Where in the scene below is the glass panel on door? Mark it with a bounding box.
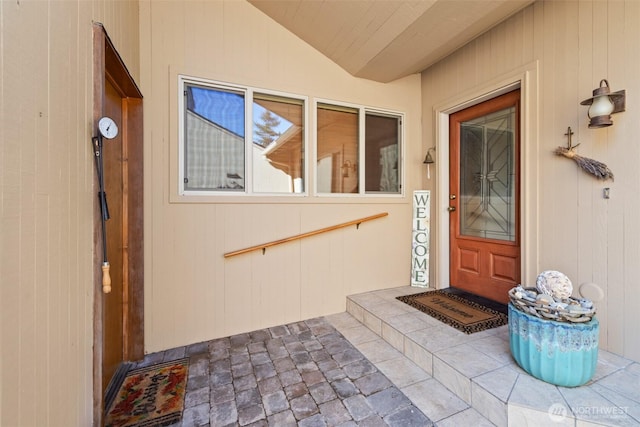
[459,107,516,242]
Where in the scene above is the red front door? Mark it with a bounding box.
[449,90,521,304]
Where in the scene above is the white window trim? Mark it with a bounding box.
[178,74,309,197]
[313,98,405,198]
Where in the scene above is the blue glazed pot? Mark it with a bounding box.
[508,303,599,387]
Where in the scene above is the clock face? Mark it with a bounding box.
[98,117,118,139]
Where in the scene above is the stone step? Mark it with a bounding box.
[341,286,639,427]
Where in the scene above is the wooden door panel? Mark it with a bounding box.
[491,252,519,282]
[452,236,520,303]
[93,24,144,424]
[102,80,125,391]
[458,247,480,274]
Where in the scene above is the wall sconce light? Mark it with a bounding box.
[423,147,435,179]
[342,160,357,178]
[580,79,626,128]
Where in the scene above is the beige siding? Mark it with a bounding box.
[139,0,423,352]
[8,2,639,425]
[0,1,140,426]
[422,0,640,362]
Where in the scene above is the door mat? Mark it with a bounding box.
[105,358,189,427]
[396,290,507,334]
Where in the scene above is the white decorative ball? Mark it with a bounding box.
[536,270,573,299]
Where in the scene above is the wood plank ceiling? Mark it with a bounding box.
[248,0,533,83]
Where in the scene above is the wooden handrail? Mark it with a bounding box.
[224,212,388,258]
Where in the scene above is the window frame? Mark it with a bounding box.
[178,75,309,197]
[313,98,405,198]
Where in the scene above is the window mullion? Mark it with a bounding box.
[358,107,366,195]
[245,89,253,194]
[399,117,404,192]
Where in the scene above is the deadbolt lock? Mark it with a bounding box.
[449,194,457,200]
[447,206,456,212]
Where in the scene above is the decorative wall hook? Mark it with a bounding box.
[554,126,614,181]
[563,127,579,150]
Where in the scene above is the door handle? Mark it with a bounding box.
[447,206,456,212]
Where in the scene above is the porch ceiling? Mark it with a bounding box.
[248,0,533,83]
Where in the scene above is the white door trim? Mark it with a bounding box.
[432,61,540,291]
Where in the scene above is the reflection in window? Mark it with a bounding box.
[316,104,359,194]
[252,94,305,193]
[181,79,306,195]
[180,77,403,197]
[184,85,245,191]
[316,103,402,195]
[365,113,400,193]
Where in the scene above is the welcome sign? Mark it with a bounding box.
[411,190,430,287]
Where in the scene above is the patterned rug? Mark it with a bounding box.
[397,290,507,334]
[105,358,189,427]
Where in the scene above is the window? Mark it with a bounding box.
[184,85,246,191]
[180,76,306,195]
[178,77,403,198]
[316,102,402,195]
[252,94,305,194]
[317,104,359,193]
[365,112,401,194]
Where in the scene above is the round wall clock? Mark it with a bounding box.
[98,116,118,139]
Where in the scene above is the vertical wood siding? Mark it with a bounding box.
[139,0,423,352]
[421,0,640,361]
[0,1,140,425]
[7,2,638,425]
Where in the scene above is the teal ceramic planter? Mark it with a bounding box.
[508,303,599,387]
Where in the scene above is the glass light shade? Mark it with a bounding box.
[587,94,614,118]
